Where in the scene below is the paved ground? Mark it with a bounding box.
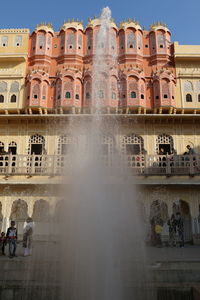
[0,242,199,262]
[146,244,200,263]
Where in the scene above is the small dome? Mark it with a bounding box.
[35,23,54,35]
[86,17,118,30]
[150,22,170,33]
[60,20,84,31]
[120,19,142,31]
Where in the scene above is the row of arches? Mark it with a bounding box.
[0,133,174,156]
[0,198,194,241]
[150,199,192,241]
[30,27,171,57]
[26,74,176,108]
[184,80,200,103]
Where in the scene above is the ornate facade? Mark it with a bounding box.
[0,19,200,243]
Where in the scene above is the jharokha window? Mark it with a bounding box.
[130,91,136,99]
[86,92,91,99]
[98,90,104,99]
[65,92,71,99]
[186,94,192,102]
[112,92,116,99]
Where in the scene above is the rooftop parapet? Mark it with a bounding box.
[60,20,84,31]
[150,22,170,33]
[119,19,142,31]
[0,28,29,34]
[34,23,54,35]
[174,41,200,60]
[86,16,118,30]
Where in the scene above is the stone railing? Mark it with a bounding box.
[0,154,199,176]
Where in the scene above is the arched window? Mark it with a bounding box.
[184,81,193,92]
[141,94,144,99]
[186,94,192,102]
[65,92,71,99]
[162,80,170,99]
[198,94,200,102]
[157,34,166,49]
[42,81,48,101]
[32,83,40,100]
[10,94,17,103]
[0,95,4,103]
[130,91,136,99]
[86,92,91,99]
[99,135,114,157]
[67,32,75,49]
[8,141,17,154]
[127,32,135,49]
[37,34,45,50]
[57,135,76,155]
[98,90,104,99]
[112,92,116,99]
[10,82,19,93]
[121,134,144,155]
[28,134,45,155]
[75,94,79,100]
[156,134,174,155]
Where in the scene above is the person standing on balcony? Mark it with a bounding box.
[23,217,34,256]
[176,212,184,248]
[6,221,17,258]
[159,148,166,167]
[167,214,177,247]
[186,145,195,155]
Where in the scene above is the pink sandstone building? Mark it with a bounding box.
[26,19,175,114]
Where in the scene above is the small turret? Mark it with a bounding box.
[149,22,171,59]
[31,23,54,57]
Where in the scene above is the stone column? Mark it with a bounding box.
[2,198,12,232]
[27,200,34,218]
[190,199,199,235]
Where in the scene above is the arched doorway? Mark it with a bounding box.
[173,200,192,242]
[150,200,168,245]
[32,200,50,237]
[150,200,168,223]
[10,199,28,235]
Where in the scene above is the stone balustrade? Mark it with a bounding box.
[0,153,199,176]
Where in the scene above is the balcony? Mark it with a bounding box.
[0,154,199,177]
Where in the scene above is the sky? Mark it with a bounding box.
[1,0,199,44]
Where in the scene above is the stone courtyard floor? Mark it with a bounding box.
[0,242,199,262]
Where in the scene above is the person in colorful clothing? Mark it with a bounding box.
[6,221,17,258]
[176,212,184,248]
[0,232,7,255]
